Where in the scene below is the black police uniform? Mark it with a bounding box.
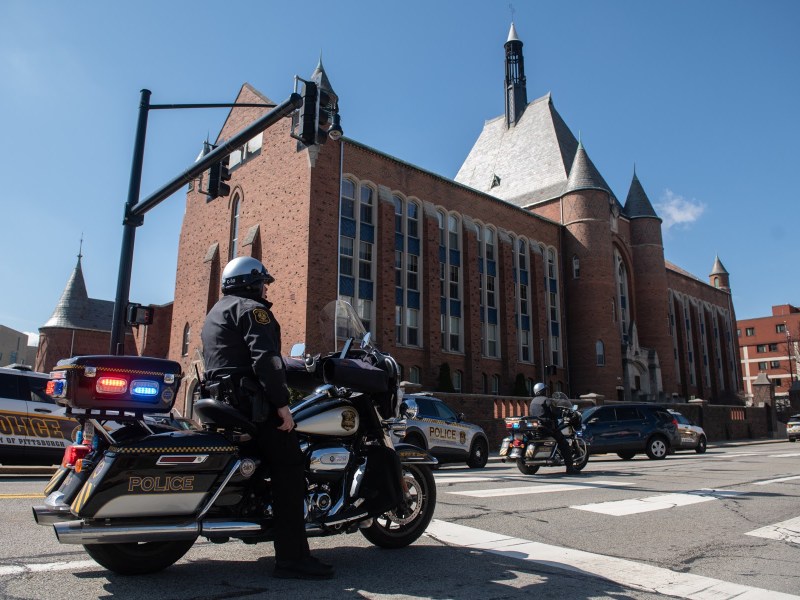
[201,293,310,564]
[528,395,575,471]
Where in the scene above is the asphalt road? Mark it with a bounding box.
[1,439,798,600]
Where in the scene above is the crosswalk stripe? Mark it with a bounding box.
[572,489,745,516]
[0,560,97,577]
[424,520,799,599]
[448,480,629,498]
[753,475,800,485]
[745,516,800,544]
[768,453,800,458]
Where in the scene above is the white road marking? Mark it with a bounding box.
[0,560,97,577]
[572,489,745,516]
[768,453,800,458]
[746,516,800,544]
[435,475,497,484]
[753,475,800,485]
[425,520,799,599]
[449,480,629,498]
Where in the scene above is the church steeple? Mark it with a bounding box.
[504,22,528,128]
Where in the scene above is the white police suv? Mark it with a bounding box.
[0,365,79,465]
[394,394,489,468]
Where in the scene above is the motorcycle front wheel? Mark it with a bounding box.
[83,538,197,575]
[571,438,590,472]
[361,464,436,549]
[516,458,540,475]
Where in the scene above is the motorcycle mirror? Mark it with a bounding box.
[361,332,372,349]
[289,343,306,358]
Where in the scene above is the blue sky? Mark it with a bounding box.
[1,0,798,343]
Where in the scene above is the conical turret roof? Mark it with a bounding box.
[507,22,520,43]
[565,141,611,195]
[624,171,660,219]
[710,255,729,276]
[41,256,114,331]
[311,57,336,98]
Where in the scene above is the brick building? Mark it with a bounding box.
[737,304,800,403]
[164,24,741,416]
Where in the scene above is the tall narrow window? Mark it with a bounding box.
[544,246,561,367]
[478,225,500,358]
[614,249,630,343]
[338,178,375,333]
[228,194,241,260]
[572,255,580,279]
[439,211,462,352]
[453,370,463,392]
[181,324,191,357]
[515,238,532,362]
[491,374,500,395]
[596,340,605,366]
[394,195,422,347]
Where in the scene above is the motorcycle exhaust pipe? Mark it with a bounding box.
[32,505,77,526]
[53,519,263,545]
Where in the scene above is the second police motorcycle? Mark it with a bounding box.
[499,392,589,475]
[32,300,437,574]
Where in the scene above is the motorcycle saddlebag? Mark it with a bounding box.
[70,430,237,519]
[49,355,183,413]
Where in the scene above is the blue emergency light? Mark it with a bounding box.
[131,380,160,397]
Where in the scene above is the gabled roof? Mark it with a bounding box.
[41,257,114,332]
[454,94,617,208]
[624,172,660,219]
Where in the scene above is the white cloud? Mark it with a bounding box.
[25,332,40,346]
[655,190,706,229]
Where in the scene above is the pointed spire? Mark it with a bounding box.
[565,141,610,195]
[507,22,520,43]
[710,254,728,275]
[311,55,335,98]
[42,254,90,329]
[624,170,659,219]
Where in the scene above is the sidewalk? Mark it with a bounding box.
[707,437,789,448]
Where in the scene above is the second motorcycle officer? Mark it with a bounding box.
[201,256,334,580]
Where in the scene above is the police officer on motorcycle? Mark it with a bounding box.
[528,383,579,474]
[201,256,334,579]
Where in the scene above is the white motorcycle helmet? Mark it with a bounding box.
[533,382,547,397]
[221,257,275,294]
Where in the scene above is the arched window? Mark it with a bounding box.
[596,340,605,366]
[515,238,532,362]
[482,373,488,394]
[181,324,191,357]
[394,195,422,347]
[338,178,375,332]
[453,369,463,393]
[478,225,499,358]
[572,255,580,279]
[409,366,420,384]
[491,374,500,395]
[614,249,630,343]
[228,194,241,260]
[713,276,720,288]
[545,247,562,366]
[439,210,462,353]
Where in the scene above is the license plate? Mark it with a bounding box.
[681,437,693,443]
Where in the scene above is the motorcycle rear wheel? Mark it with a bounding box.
[83,539,196,575]
[361,464,436,549]
[516,459,540,475]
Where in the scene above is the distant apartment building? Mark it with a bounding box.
[0,324,36,367]
[737,304,800,401]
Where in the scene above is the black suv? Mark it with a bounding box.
[577,403,680,460]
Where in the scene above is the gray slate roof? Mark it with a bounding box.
[624,172,660,219]
[710,255,729,275]
[565,141,611,195]
[455,94,617,208]
[41,258,114,332]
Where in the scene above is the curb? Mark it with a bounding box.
[0,466,58,476]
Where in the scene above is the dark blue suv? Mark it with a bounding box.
[577,403,680,460]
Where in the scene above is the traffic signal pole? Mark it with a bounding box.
[109,91,302,354]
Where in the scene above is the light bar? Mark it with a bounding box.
[96,377,127,394]
[131,380,160,397]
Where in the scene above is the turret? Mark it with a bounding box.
[710,255,730,292]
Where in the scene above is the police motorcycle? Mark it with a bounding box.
[498,393,589,475]
[32,300,437,575]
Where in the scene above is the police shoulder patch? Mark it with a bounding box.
[252,308,271,325]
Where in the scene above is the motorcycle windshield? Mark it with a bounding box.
[318,300,370,354]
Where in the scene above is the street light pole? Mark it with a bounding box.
[110,89,151,355]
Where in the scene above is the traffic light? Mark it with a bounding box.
[126,303,154,326]
[207,155,231,200]
[295,80,318,146]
